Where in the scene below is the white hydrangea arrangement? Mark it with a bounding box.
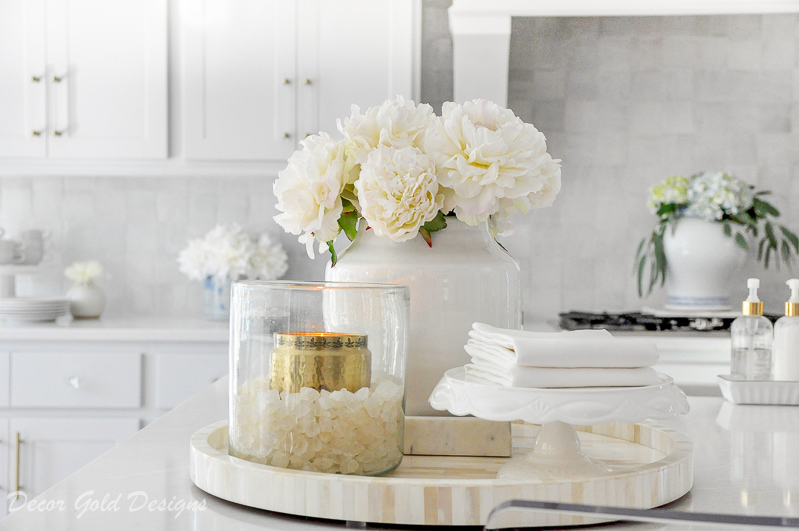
[637,171,798,296]
[64,260,103,284]
[177,224,289,282]
[273,97,561,262]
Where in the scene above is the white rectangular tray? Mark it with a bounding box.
[717,375,799,405]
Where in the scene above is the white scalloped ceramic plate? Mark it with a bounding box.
[429,367,690,425]
[717,375,799,405]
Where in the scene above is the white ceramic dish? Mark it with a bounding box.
[717,375,799,405]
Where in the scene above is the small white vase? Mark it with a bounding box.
[325,219,522,416]
[67,281,106,319]
[662,217,748,311]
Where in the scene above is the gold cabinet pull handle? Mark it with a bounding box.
[282,78,291,85]
[31,76,41,83]
[52,75,63,83]
[32,130,42,137]
[303,78,312,85]
[14,432,20,500]
[53,130,64,137]
[283,132,291,139]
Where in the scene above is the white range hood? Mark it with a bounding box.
[449,0,799,106]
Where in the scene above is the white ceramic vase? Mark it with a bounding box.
[325,219,522,416]
[662,217,748,311]
[67,281,106,319]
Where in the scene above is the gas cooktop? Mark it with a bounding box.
[558,311,779,332]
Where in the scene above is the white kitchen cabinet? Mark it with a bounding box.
[10,352,142,409]
[0,0,47,158]
[182,0,296,161]
[0,318,229,508]
[0,0,168,159]
[182,0,417,160]
[10,418,139,502]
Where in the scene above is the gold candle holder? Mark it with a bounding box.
[269,332,371,393]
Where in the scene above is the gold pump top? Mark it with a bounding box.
[742,301,763,316]
[786,302,799,317]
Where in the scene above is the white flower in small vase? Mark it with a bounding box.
[177,224,289,320]
[64,260,106,319]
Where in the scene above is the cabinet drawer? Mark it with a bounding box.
[11,352,142,408]
[156,353,227,409]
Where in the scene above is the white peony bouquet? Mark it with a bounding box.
[273,97,561,262]
[637,171,799,296]
[177,224,289,282]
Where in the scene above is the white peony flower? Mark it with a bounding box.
[273,133,352,258]
[64,260,103,284]
[355,146,444,242]
[338,96,434,165]
[248,233,289,280]
[425,99,561,230]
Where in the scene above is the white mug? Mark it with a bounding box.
[19,230,50,242]
[0,240,24,265]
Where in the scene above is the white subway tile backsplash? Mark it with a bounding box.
[726,40,762,71]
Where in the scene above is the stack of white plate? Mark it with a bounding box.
[0,298,70,322]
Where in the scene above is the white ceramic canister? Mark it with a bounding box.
[325,219,522,416]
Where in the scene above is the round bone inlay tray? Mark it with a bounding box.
[190,420,693,528]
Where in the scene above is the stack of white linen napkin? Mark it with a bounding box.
[464,322,661,388]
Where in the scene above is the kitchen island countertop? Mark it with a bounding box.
[1,377,797,530]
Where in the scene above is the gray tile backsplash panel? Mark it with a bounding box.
[2,8,798,319]
[0,176,327,318]
[421,7,799,319]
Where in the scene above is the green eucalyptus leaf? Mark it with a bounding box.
[637,255,646,297]
[766,222,778,249]
[758,238,766,261]
[723,223,732,237]
[780,226,799,253]
[765,245,772,269]
[734,232,748,250]
[635,238,646,261]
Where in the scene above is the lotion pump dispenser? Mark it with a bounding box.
[773,279,799,380]
[730,278,773,380]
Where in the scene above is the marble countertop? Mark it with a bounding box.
[0,316,229,342]
[1,378,797,530]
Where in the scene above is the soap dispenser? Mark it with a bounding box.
[773,279,799,381]
[730,278,773,380]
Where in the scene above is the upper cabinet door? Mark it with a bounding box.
[296,0,416,139]
[0,0,47,158]
[46,0,168,159]
[182,0,296,161]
